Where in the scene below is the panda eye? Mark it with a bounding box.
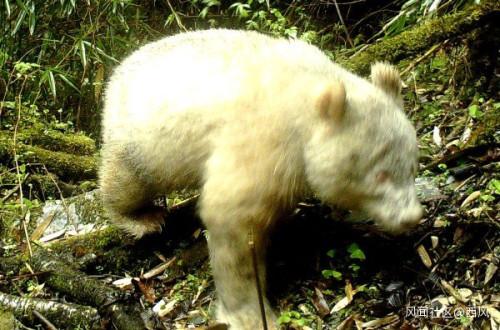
[376,170,391,183]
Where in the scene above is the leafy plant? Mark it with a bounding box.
[347,243,366,261]
[277,310,312,327]
[322,269,342,280]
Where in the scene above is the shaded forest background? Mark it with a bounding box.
[0,0,487,134]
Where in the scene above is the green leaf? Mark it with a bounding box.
[437,163,447,171]
[229,3,250,18]
[94,46,119,63]
[4,0,10,17]
[321,269,342,280]
[277,314,291,324]
[468,104,483,118]
[29,13,35,35]
[57,73,80,93]
[326,249,336,258]
[79,40,87,68]
[347,243,366,260]
[480,194,494,202]
[48,70,57,99]
[488,179,500,195]
[349,264,361,272]
[12,9,26,36]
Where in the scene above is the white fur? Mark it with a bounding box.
[100,29,422,329]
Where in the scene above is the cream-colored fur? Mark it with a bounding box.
[99,29,422,329]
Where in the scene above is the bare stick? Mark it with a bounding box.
[13,84,32,258]
[142,256,177,280]
[32,311,57,330]
[42,165,78,232]
[401,41,448,76]
[249,232,268,330]
[333,0,354,48]
[0,291,99,329]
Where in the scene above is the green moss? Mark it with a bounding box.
[49,226,127,255]
[16,125,96,156]
[0,310,15,330]
[340,0,499,74]
[0,132,97,181]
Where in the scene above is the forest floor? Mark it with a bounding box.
[0,25,499,330]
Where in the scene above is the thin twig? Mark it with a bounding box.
[249,231,268,330]
[33,310,58,330]
[333,0,354,48]
[142,256,177,280]
[169,194,200,212]
[13,79,32,258]
[165,0,187,31]
[11,271,51,281]
[42,165,78,233]
[22,212,33,257]
[1,173,28,202]
[422,143,499,171]
[401,40,448,76]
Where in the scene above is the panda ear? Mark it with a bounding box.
[371,62,402,101]
[317,81,346,123]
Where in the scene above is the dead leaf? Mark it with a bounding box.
[457,288,473,302]
[192,279,208,305]
[193,228,202,239]
[331,286,363,313]
[336,314,356,330]
[433,126,442,147]
[153,298,178,317]
[417,245,433,268]
[431,236,439,249]
[433,218,448,228]
[485,305,500,324]
[460,125,472,145]
[345,281,354,302]
[31,211,56,241]
[142,256,177,280]
[134,278,156,303]
[361,314,399,328]
[313,287,330,318]
[112,277,134,290]
[485,263,498,285]
[460,190,481,208]
[94,64,105,100]
[39,229,66,243]
[440,279,466,303]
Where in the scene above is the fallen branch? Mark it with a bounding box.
[0,132,97,181]
[0,247,150,330]
[0,291,100,329]
[422,143,499,171]
[14,126,96,156]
